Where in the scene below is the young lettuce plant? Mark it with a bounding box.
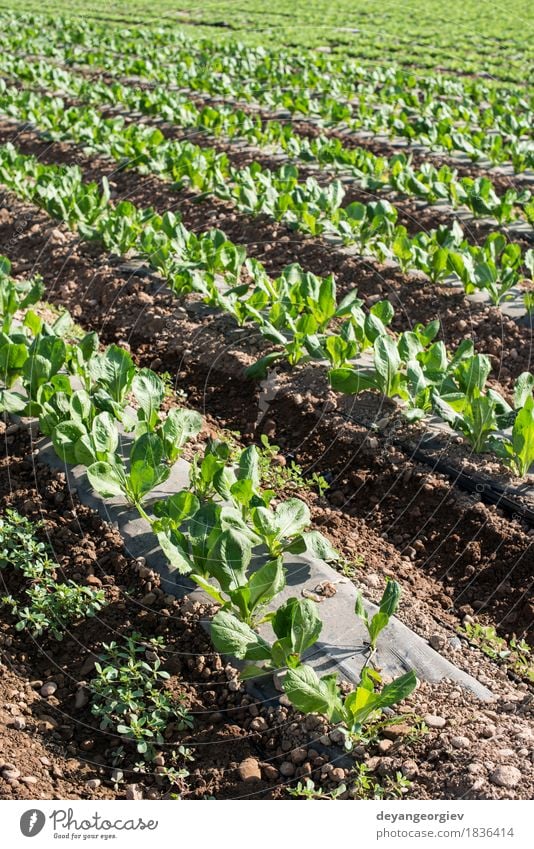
[210,595,323,679]
[489,373,534,476]
[354,579,401,653]
[0,255,44,334]
[88,343,136,424]
[433,352,511,452]
[87,432,170,515]
[189,444,337,560]
[282,664,417,742]
[492,397,534,476]
[190,528,287,627]
[131,367,202,459]
[281,578,416,743]
[249,498,338,561]
[329,334,406,401]
[153,487,337,600]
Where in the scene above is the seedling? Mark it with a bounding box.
[287,779,347,800]
[354,578,401,652]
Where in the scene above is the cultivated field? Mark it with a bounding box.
[0,1,532,803]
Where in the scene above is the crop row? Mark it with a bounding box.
[1,11,532,169]
[2,55,532,228]
[1,144,534,474]
[0,255,417,749]
[0,84,532,311]
[2,9,525,109]
[0,1,529,83]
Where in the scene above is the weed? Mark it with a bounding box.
[287,778,347,799]
[350,763,412,799]
[258,434,329,496]
[0,509,105,639]
[461,621,534,682]
[89,633,192,759]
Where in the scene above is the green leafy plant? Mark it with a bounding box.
[490,381,534,476]
[461,621,533,682]
[4,582,105,641]
[210,596,323,677]
[349,763,412,799]
[354,579,401,651]
[89,633,192,758]
[0,509,105,639]
[287,778,347,799]
[0,255,44,334]
[282,664,417,740]
[258,435,329,496]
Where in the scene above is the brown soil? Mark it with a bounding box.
[1,402,533,801]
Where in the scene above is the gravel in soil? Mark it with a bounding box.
[1,423,533,800]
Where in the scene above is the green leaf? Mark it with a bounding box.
[283,664,340,717]
[87,460,126,498]
[52,419,86,465]
[329,367,378,395]
[0,389,27,413]
[511,397,534,476]
[348,670,417,728]
[374,335,401,394]
[274,498,310,538]
[298,530,338,562]
[251,506,279,538]
[239,664,270,681]
[132,368,164,427]
[129,432,169,500]
[514,372,534,409]
[354,591,368,623]
[155,490,200,525]
[237,445,261,490]
[379,579,400,618]
[207,528,251,593]
[272,597,322,656]
[210,610,271,661]
[186,501,220,568]
[160,407,202,460]
[156,528,194,575]
[248,558,286,611]
[368,612,390,648]
[90,344,134,403]
[92,411,118,455]
[79,331,99,362]
[245,352,283,380]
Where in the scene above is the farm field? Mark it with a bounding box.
[0,0,533,807]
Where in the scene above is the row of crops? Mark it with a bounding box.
[1,0,531,82]
[0,60,532,225]
[0,255,417,744]
[0,11,532,472]
[0,13,532,168]
[0,5,532,802]
[0,141,533,468]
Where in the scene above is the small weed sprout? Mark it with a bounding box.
[89,633,192,759]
